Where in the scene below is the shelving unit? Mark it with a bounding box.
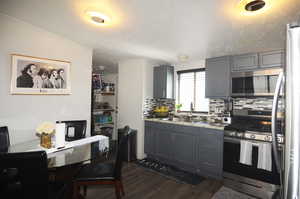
[91,72,118,140]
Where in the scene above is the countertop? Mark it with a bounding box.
[144,118,225,130]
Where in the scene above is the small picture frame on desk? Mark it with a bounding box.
[10,54,71,95]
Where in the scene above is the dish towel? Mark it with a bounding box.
[239,140,253,165]
[257,142,272,171]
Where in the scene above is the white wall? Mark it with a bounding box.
[118,59,153,159]
[0,14,93,144]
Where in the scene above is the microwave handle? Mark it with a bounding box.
[271,72,284,173]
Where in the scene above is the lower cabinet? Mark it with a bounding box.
[144,121,224,180]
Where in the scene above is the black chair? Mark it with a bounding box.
[58,120,87,141]
[0,126,19,186]
[0,151,67,199]
[0,126,10,152]
[73,126,132,199]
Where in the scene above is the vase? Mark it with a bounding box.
[40,133,52,149]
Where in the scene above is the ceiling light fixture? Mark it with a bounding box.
[244,0,265,11]
[86,11,111,26]
[238,0,269,16]
[178,55,189,62]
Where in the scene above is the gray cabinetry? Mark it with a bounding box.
[205,56,231,98]
[153,65,174,99]
[232,53,259,71]
[232,50,284,72]
[259,50,284,68]
[155,127,172,163]
[144,121,223,180]
[171,130,198,172]
[144,123,156,156]
[196,128,223,179]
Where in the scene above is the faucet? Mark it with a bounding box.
[190,102,194,114]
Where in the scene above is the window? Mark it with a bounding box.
[177,69,209,112]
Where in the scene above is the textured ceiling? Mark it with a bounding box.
[0,0,300,73]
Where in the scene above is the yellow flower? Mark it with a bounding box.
[36,122,55,135]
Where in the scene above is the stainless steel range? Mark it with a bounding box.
[224,114,284,144]
[223,110,284,199]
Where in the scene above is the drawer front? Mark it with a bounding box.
[172,124,200,135]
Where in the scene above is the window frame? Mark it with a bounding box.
[177,68,208,114]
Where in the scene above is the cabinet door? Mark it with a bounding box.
[165,66,174,99]
[154,127,172,163]
[232,53,259,71]
[171,131,197,172]
[205,56,231,98]
[144,124,156,156]
[153,66,166,98]
[259,50,284,68]
[153,66,174,99]
[196,128,223,179]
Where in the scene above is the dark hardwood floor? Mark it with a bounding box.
[85,163,223,199]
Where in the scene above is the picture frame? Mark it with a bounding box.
[10,54,71,95]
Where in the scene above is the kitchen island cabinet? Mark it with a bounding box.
[144,120,223,180]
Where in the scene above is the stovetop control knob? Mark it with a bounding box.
[250,134,256,139]
[237,133,243,137]
[264,136,272,142]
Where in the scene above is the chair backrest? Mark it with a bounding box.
[0,151,49,199]
[58,120,87,141]
[113,125,132,180]
[0,126,10,152]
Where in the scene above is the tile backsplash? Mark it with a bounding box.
[233,97,284,113]
[143,98,175,118]
[143,97,282,119]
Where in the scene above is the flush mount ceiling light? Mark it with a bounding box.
[86,11,111,26]
[178,55,189,62]
[238,0,269,16]
[244,0,265,11]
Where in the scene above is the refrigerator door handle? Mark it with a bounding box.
[271,72,284,173]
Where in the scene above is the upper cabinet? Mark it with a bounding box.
[153,65,174,99]
[205,56,231,98]
[259,50,284,68]
[232,53,259,72]
[232,50,284,72]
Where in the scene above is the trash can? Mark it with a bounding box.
[118,128,137,162]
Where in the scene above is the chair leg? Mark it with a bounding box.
[73,182,78,199]
[83,185,87,196]
[114,182,121,199]
[119,180,125,196]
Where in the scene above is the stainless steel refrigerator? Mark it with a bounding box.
[283,23,300,199]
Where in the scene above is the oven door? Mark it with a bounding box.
[223,137,281,185]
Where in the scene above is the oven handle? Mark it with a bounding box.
[271,72,284,173]
[224,136,241,143]
[224,136,284,150]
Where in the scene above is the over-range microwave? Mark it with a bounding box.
[231,68,282,96]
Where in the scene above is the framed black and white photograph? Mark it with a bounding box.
[10,54,71,95]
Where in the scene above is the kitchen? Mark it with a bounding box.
[1,0,300,199]
[142,49,285,198]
